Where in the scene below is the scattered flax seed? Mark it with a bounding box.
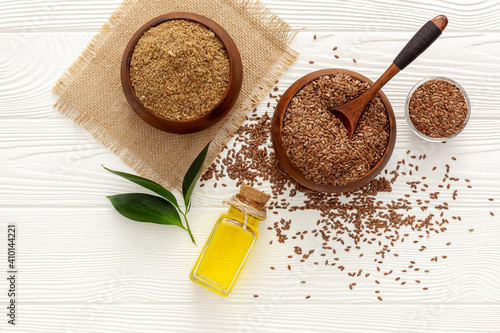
[270,266,275,270]
[130,20,230,120]
[333,46,338,51]
[309,60,315,64]
[451,156,457,161]
[305,295,311,299]
[489,198,494,201]
[301,281,306,284]
[287,265,291,270]
[469,229,474,232]
[200,100,473,302]
[377,296,383,301]
[490,212,495,216]
[446,242,451,246]
[334,55,339,59]
[314,34,317,40]
[253,294,259,298]
[353,58,357,63]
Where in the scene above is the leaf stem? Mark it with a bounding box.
[181,211,197,245]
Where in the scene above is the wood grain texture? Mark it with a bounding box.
[2,0,500,32]
[1,0,500,331]
[2,32,500,120]
[2,304,499,332]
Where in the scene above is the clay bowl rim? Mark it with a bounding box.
[121,12,243,134]
[271,68,397,193]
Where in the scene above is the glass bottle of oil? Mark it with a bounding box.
[190,184,270,297]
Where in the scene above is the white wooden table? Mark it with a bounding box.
[1,0,500,331]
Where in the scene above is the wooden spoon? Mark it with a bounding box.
[331,15,448,139]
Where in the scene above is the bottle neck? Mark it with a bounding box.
[228,206,263,228]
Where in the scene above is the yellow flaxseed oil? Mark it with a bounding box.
[190,185,270,297]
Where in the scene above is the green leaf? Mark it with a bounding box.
[103,166,179,209]
[182,141,210,212]
[107,193,184,229]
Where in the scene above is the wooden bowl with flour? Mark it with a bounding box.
[121,12,243,134]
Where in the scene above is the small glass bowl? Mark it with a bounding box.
[405,77,471,142]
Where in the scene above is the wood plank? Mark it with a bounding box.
[5,304,500,332]
[1,0,500,32]
[3,208,499,304]
[1,117,500,207]
[1,32,499,120]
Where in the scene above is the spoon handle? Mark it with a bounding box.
[393,15,448,70]
[364,15,449,100]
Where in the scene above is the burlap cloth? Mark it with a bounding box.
[53,0,297,189]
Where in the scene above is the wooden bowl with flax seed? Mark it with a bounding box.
[121,12,243,134]
[271,68,397,193]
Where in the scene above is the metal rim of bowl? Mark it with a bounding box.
[121,12,243,134]
[271,68,397,193]
[405,76,471,143]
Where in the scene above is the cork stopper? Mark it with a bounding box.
[239,184,271,207]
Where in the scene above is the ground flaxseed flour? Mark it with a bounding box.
[53,0,298,189]
[130,19,231,120]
